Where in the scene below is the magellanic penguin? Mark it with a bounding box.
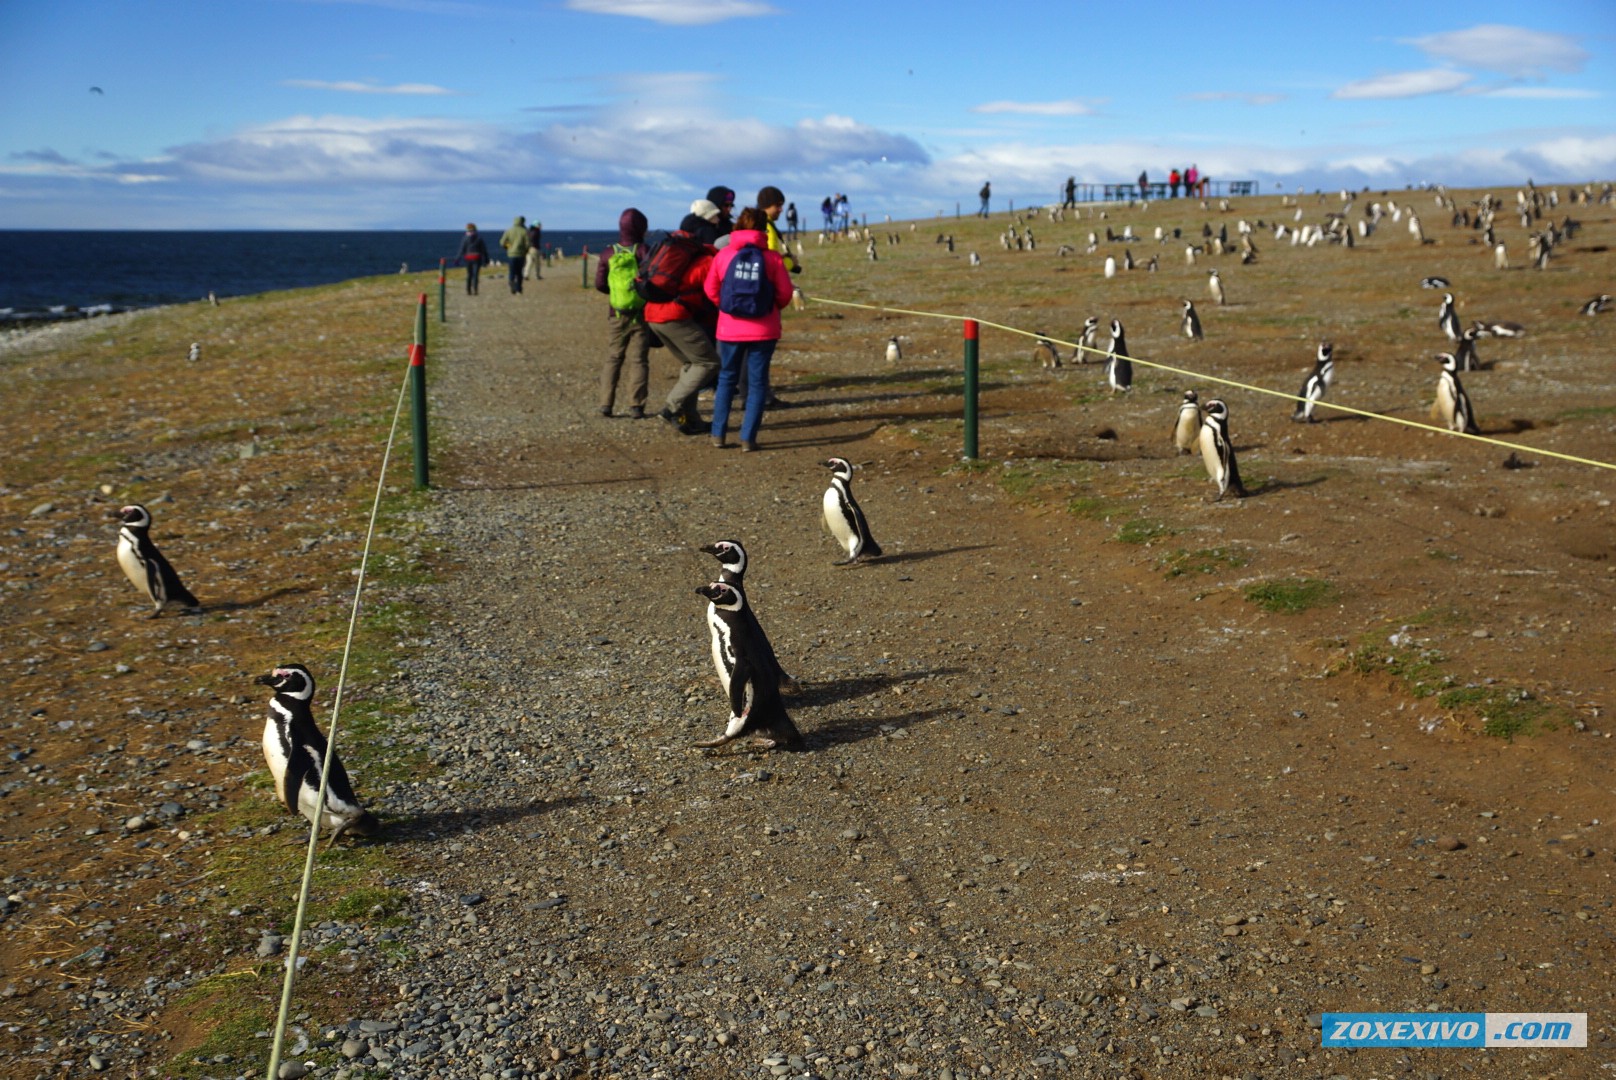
[1291,341,1335,423]
[1420,276,1450,290]
[1033,335,1062,368]
[1431,353,1480,435]
[1077,316,1100,362]
[1438,292,1461,342]
[699,539,799,695]
[1472,318,1525,339]
[253,664,380,848]
[1208,268,1226,306]
[1105,319,1133,392]
[1454,326,1482,372]
[1181,299,1203,341]
[1198,398,1247,500]
[115,504,203,618]
[1580,294,1611,316]
[885,336,902,363]
[693,582,804,752]
[1173,389,1202,454]
[822,457,883,564]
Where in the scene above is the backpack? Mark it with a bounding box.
[718,245,771,318]
[606,244,644,311]
[633,231,705,304]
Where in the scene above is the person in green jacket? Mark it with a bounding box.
[500,215,531,294]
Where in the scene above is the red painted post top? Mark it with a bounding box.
[963,319,979,340]
[408,343,425,367]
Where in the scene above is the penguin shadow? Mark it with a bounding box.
[440,474,654,494]
[207,586,313,613]
[1486,418,1537,436]
[1247,475,1327,498]
[865,543,991,566]
[383,795,592,842]
[810,704,956,748]
[794,367,958,391]
[792,666,963,709]
[755,426,883,450]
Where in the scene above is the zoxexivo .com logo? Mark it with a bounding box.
[1323,1013,1587,1048]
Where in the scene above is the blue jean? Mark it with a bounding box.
[711,339,776,444]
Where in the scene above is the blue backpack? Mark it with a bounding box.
[718,245,771,317]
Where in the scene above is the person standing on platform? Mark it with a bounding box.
[594,207,652,418]
[456,223,488,295]
[500,215,531,294]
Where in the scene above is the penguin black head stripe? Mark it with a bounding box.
[699,540,748,582]
[696,581,742,609]
[823,456,853,480]
[119,504,153,529]
[255,663,315,700]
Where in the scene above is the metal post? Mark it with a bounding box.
[437,259,446,323]
[581,246,589,288]
[963,319,979,460]
[410,294,429,489]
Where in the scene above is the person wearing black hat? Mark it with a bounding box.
[706,186,736,236]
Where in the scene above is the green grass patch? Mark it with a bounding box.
[1163,546,1249,578]
[1066,495,1113,520]
[1437,686,1557,739]
[329,885,411,924]
[1243,577,1337,613]
[1115,519,1175,545]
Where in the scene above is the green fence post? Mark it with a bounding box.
[410,294,429,489]
[581,246,589,288]
[437,259,446,323]
[963,319,979,460]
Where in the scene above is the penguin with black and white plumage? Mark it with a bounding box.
[699,539,799,695]
[1291,341,1335,423]
[968,251,981,267]
[187,342,201,363]
[1582,294,1612,316]
[885,336,902,363]
[1432,352,1480,435]
[822,457,883,565]
[1198,398,1247,500]
[1181,299,1203,341]
[693,582,804,752]
[1421,276,1450,289]
[1208,268,1226,306]
[1077,316,1100,361]
[115,504,203,618]
[1033,335,1062,368]
[1438,292,1461,342]
[1472,318,1525,339]
[253,664,380,848]
[1104,318,1132,392]
[1172,389,1202,454]
[1454,325,1482,371]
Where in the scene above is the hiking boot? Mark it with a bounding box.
[658,407,683,431]
[629,405,646,419]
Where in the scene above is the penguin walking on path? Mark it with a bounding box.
[115,504,202,618]
[1198,399,1247,500]
[1291,341,1335,423]
[1432,353,1481,435]
[693,582,804,752]
[1173,389,1202,454]
[254,664,380,848]
[700,539,799,695]
[1181,299,1203,341]
[822,457,883,564]
[1105,318,1133,392]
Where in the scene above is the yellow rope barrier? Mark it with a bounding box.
[799,292,1616,473]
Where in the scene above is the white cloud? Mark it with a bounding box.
[1482,86,1599,100]
[972,100,1098,117]
[1408,24,1589,78]
[1333,69,1472,100]
[565,0,775,25]
[1182,91,1286,106]
[282,79,456,95]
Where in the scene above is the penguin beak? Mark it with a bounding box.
[253,673,277,687]
[697,543,720,555]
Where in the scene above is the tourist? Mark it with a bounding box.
[594,208,652,419]
[704,207,795,452]
[500,215,530,294]
[455,223,488,295]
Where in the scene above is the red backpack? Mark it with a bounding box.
[633,231,707,304]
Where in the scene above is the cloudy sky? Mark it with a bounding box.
[0,0,1609,230]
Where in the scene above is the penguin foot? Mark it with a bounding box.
[779,675,802,696]
[693,735,736,750]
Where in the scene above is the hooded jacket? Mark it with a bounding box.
[501,216,530,259]
[702,228,794,342]
[643,215,719,328]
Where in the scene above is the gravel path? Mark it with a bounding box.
[319,277,1605,1080]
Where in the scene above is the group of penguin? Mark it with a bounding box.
[107,453,887,848]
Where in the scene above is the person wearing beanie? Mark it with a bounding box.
[500,215,531,294]
[594,207,652,418]
[703,206,795,452]
[684,199,723,246]
[705,185,736,236]
[648,204,723,435]
[755,186,799,274]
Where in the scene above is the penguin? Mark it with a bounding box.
[253,664,380,847]
[1420,276,1450,289]
[1077,316,1100,361]
[1208,268,1226,306]
[1172,389,1202,454]
[1291,341,1334,423]
[115,504,202,618]
[1181,299,1203,341]
[1493,243,1508,270]
[822,457,882,564]
[968,251,981,266]
[693,582,803,751]
[1184,245,1197,266]
[1454,325,1482,371]
[1103,256,1116,279]
[1438,292,1461,342]
[1033,335,1062,368]
[187,342,201,363]
[699,539,799,695]
[1472,319,1525,339]
[1432,352,1480,435]
[1105,318,1132,392]
[885,336,902,363]
[1197,398,1247,500]
[1582,294,1612,316]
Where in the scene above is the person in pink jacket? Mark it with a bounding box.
[702,207,795,451]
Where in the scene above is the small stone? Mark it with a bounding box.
[124,815,149,832]
[277,1064,310,1079]
[843,1044,863,1059]
[1434,835,1464,851]
[87,1054,108,1071]
[342,1039,368,1059]
[29,502,54,518]
[1420,963,1439,975]
[86,642,110,653]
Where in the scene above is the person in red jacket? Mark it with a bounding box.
[648,203,723,434]
[702,207,795,451]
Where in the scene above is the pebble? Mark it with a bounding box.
[1434,835,1464,851]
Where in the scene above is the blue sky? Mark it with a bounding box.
[0,0,1610,230]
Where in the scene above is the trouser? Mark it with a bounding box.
[650,319,720,418]
[508,256,525,293]
[711,339,776,445]
[465,261,481,294]
[600,312,651,412]
[525,250,542,280]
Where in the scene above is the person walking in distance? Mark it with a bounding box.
[978,180,991,217]
[704,207,795,452]
[595,207,652,418]
[455,222,488,295]
[500,215,531,294]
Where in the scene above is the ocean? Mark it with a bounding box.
[0,229,619,324]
